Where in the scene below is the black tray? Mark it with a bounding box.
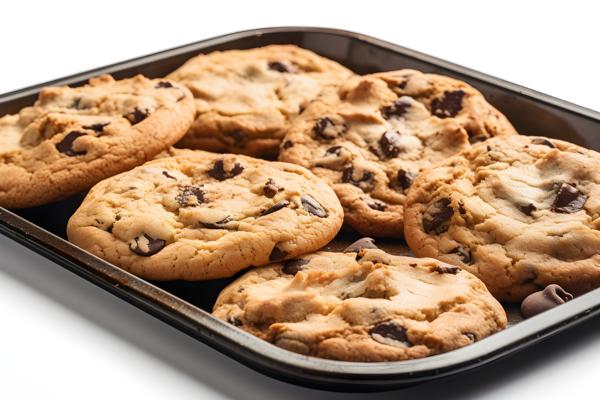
[1,27,600,392]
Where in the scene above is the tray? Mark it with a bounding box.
[1,27,600,392]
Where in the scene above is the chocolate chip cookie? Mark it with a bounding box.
[404,135,600,301]
[166,45,353,158]
[213,239,506,362]
[67,151,343,280]
[278,70,517,237]
[0,75,195,209]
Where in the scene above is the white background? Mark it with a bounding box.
[1,1,599,398]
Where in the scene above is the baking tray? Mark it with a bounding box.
[1,27,600,392]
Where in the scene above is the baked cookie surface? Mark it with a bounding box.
[404,135,600,301]
[213,242,506,362]
[67,151,343,280]
[0,75,195,209]
[167,45,353,158]
[278,70,517,237]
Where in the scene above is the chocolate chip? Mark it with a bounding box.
[521,284,573,318]
[227,316,243,327]
[300,194,328,218]
[423,198,453,234]
[129,234,165,256]
[155,81,174,89]
[208,159,244,181]
[70,97,84,109]
[202,216,232,229]
[552,183,586,213]
[282,140,294,149]
[519,203,537,216]
[343,237,378,253]
[396,169,416,191]
[464,332,477,342]
[263,178,283,198]
[282,259,309,275]
[268,61,294,73]
[56,131,87,156]
[370,321,412,347]
[342,167,375,191]
[326,145,342,155]
[379,130,406,159]
[381,98,411,119]
[225,130,245,147]
[450,246,471,264]
[261,200,289,216]
[532,138,556,148]
[366,199,387,211]
[175,185,204,207]
[125,107,149,125]
[431,90,465,118]
[269,245,288,262]
[83,122,110,133]
[433,264,460,274]
[313,117,346,140]
[162,171,177,180]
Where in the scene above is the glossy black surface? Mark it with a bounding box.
[1,27,600,391]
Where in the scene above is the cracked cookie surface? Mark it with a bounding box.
[213,245,506,362]
[0,75,195,208]
[67,151,343,280]
[167,45,353,158]
[404,135,600,301]
[278,70,517,237]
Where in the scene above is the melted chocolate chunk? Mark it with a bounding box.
[83,122,110,133]
[531,138,556,148]
[268,61,294,73]
[450,246,471,264]
[300,195,328,218]
[70,97,84,109]
[155,81,174,89]
[227,316,243,327]
[208,159,244,181]
[366,199,387,211]
[56,131,87,156]
[433,264,460,274]
[342,167,375,191]
[519,203,537,216]
[423,198,453,234]
[162,171,177,180]
[431,90,465,118]
[202,216,232,229]
[370,321,412,347]
[521,284,573,318]
[313,117,345,140]
[261,200,290,216]
[381,98,411,119]
[282,259,309,275]
[379,130,405,158]
[552,183,586,213]
[282,140,294,149]
[269,245,288,262]
[129,234,165,256]
[343,237,378,253]
[125,107,149,125]
[396,169,416,191]
[175,185,205,207]
[263,178,283,198]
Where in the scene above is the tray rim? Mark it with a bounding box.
[1,26,600,390]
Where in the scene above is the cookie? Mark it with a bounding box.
[0,75,195,209]
[166,45,353,158]
[66,151,343,280]
[404,135,600,301]
[213,239,506,362]
[278,70,517,237]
